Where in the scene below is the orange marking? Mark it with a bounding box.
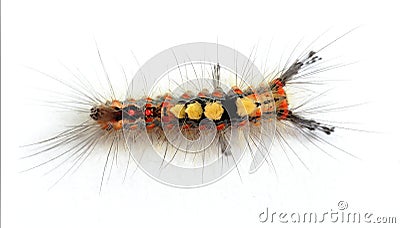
[146,123,155,129]
[278,99,289,120]
[113,120,123,130]
[277,87,285,96]
[246,93,257,100]
[111,100,122,108]
[212,90,223,98]
[251,108,261,118]
[238,120,247,127]
[216,123,225,131]
[181,93,190,99]
[197,92,206,98]
[272,79,283,87]
[279,100,288,109]
[232,86,243,95]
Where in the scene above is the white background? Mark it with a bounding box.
[2,0,400,227]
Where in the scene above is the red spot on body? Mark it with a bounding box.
[128,110,135,116]
[145,109,152,116]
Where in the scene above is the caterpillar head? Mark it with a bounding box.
[90,100,123,131]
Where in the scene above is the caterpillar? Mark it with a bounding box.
[23,31,358,189]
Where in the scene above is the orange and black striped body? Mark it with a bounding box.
[89,53,334,136]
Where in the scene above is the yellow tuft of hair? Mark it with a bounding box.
[170,104,186,119]
[204,102,224,120]
[185,102,203,120]
[236,97,257,117]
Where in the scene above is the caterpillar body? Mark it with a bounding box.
[24,34,356,189]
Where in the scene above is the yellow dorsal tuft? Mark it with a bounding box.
[204,102,224,120]
[185,102,203,120]
[236,97,257,117]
